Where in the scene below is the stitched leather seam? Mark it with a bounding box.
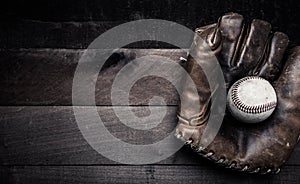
[175,134,281,174]
[190,144,280,174]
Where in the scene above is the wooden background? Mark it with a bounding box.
[1,0,300,183]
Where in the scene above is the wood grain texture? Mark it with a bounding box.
[2,0,298,22]
[1,0,299,48]
[1,165,300,184]
[0,20,177,49]
[1,1,300,183]
[0,49,187,106]
[0,106,299,166]
[0,106,197,165]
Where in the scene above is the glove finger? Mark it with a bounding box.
[176,26,222,146]
[273,46,300,122]
[260,47,300,168]
[234,19,272,77]
[179,55,211,123]
[217,12,244,67]
[195,23,221,52]
[252,32,289,81]
[179,26,220,125]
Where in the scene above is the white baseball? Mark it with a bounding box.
[227,76,277,123]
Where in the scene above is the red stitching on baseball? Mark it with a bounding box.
[231,76,277,114]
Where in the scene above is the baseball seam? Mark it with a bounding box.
[231,76,277,114]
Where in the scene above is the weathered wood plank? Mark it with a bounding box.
[0,20,176,49]
[1,0,298,26]
[0,106,299,165]
[0,106,199,165]
[1,165,300,184]
[1,0,299,48]
[2,0,191,22]
[0,49,187,105]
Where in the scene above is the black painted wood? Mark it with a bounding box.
[0,49,186,106]
[1,165,300,184]
[0,106,299,166]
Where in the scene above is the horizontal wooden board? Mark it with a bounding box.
[0,20,179,49]
[0,106,299,166]
[0,49,187,106]
[2,0,194,22]
[1,165,300,184]
[0,106,203,165]
[0,20,299,49]
[1,0,299,48]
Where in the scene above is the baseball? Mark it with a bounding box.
[227,76,277,123]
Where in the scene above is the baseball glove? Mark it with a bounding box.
[175,12,300,174]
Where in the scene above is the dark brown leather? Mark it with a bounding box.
[175,12,300,174]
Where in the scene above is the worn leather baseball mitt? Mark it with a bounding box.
[175,12,300,174]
